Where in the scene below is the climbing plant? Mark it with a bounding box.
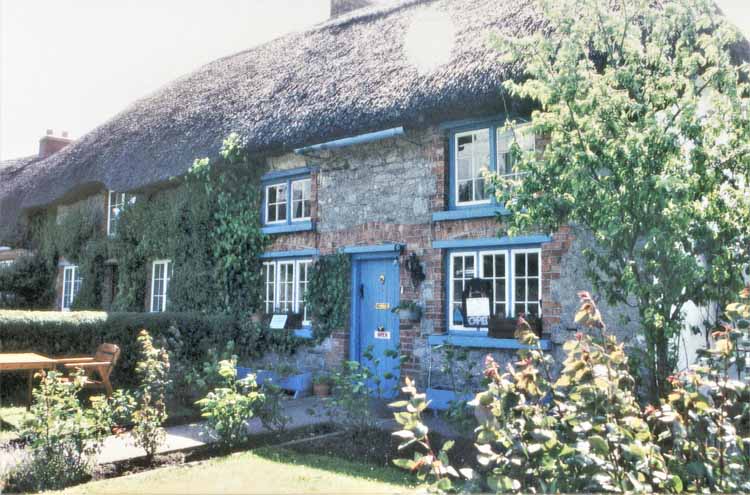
[307,253,351,343]
[111,133,269,315]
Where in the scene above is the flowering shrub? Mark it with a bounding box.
[392,289,750,493]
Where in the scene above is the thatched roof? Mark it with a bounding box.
[2,0,540,217]
[0,155,44,244]
[1,0,747,244]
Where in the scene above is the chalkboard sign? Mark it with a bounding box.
[461,278,494,328]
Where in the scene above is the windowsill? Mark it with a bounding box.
[261,220,314,235]
[432,205,509,222]
[428,333,550,350]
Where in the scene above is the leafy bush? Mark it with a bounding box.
[131,330,170,463]
[649,291,750,492]
[392,290,750,493]
[0,310,240,390]
[0,254,55,309]
[196,360,267,447]
[5,371,113,492]
[328,361,379,433]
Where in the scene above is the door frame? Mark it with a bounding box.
[349,251,401,363]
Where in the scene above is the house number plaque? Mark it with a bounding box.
[375,303,390,310]
[374,327,390,339]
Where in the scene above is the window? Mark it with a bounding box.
[265,183,287,224]
[455,129,491,205]
[291,179,311,221]
[150,260,171,313]
[262,258,312,326]
[61,265,82,311]
[0,260,12,269]
[107,191,136,236]
[448,248,541,331]
[263,175,312,225]
[451,123,535,208]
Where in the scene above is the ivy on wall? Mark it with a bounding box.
[111,134,269,315]
[307,253,351,343]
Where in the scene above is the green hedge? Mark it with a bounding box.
[0,311,253,391]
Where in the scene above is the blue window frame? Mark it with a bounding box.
[447,121,535,211]
[445,244,542,334]
[260,167,315,234]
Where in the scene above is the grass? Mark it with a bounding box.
[54,447,420,494]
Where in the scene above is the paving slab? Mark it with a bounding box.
[98,396,331,464]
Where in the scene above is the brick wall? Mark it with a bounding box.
[262,127,574,380]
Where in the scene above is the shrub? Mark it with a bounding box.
[0,310,239,391]
[0,254,55,309]
[649,291,750,492]
[131,330,170,463]
[196,360,267,447]
[328,360,378,432]
[5,371,113,492]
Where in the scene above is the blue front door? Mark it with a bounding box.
[353,255,400,398]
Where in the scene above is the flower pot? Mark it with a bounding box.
[397,309,421,322]
[313,383,330,397]
[277,371,313,398]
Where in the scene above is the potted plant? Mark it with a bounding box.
[312,374,332,397]
[392,301,422,322]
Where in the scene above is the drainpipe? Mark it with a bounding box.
[293,127,405,154]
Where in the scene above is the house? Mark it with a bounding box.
[0,0,727,391]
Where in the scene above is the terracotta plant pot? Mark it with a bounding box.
[313,383,330,397]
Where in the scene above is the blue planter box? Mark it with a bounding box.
[235,367,311,398]
[426,387,473,411]
[278,371,313,398]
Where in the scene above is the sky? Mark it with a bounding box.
[1,0,749,161]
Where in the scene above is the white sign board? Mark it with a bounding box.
[466,297,491,318]
[374,330,391,340]
[269,314,288,330]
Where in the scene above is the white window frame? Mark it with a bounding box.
[262,258,313,327]
[263,261,276,314]
[454,129,492,207]
[452,123,535,208]
[150,260,171,313]
[291,178,312,222]
[0,260,12,269]
[511,248,542,318]
[264,183,288,225]
[448,252,478,331]
[107,191,136,237]
[448,247,542,333]
[479,249,508,319]
[496,125,535,183]
[61,265,82,312]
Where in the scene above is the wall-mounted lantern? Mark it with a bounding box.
[405,252,425,288]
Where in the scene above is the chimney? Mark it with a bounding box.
[330,0,381,18]
[39,130,73,159]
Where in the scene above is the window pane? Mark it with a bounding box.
[475,177,487,201]
[494,280,505,302]
[528,252,539,276]
[458,181,472,203]
[278,203,287,221]
[457,158,472,181]
[464,256,475,277]
[515,280,525,301]
[515,253,526,276]
[527,303,540,315]
[482,255,493,278]
[528,278,539,301]
[515,303,525,315]
[495,255,505,277]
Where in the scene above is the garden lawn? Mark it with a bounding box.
[56,447,421,494]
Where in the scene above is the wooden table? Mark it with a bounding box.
[0,353,57,407]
